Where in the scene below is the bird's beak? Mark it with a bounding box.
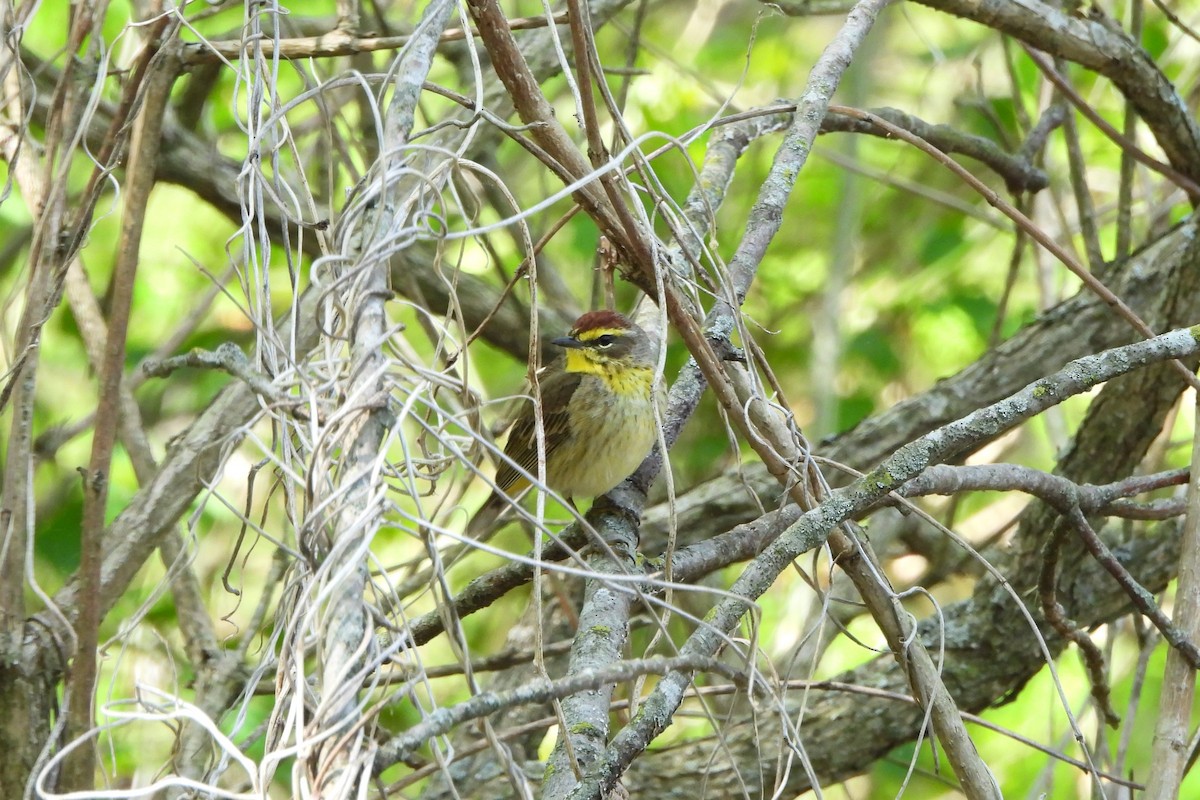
[551,335,586,349]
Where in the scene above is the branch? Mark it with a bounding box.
[625,256,1200,795]
[465,0,653,287]
[1145,399,1200,797]
[19,49,574,365]
[822,105,1049,193]
[400,30,1200,693]
[829,105,1200,391]
[565,325,1200,799]
[378,655,746,766]
[1021,46,1200,200]
[302,0,459,793]
[143,343,298,410]
[19,0,637,670]
[179,13,570,64]
[914,0,1200,190]
[899,463,1189,515]
[1038,508,1121,726]
[64,34,179,792]
[63,251,243,789]
[624,515,1184,794]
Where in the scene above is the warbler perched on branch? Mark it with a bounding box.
[468,310,661,537]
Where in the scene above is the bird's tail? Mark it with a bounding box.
[464,490,512,541]
[397,492,514,598]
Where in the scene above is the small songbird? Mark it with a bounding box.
[468,310,661,536]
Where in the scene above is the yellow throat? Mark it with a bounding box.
[563,347,654,398]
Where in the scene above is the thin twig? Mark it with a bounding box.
[64,36,180,791]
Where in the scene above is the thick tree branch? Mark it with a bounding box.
[822,105,1049,193]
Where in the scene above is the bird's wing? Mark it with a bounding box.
[494,371,582,494]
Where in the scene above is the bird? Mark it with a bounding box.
[467,309,661,537]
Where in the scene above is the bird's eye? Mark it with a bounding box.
[594,334,617,348]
